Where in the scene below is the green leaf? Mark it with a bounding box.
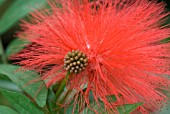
[0,47,3,56]
[0,0,47,35]
[0,89,44,114]
[161,38,170,44]
[0,79,22,92]
[47,89,57,114]
[86,91,141,114]
[0,0,5,5]
[90,93,117,113]
[117,102,143,114]
[0,38,7,64]
[0,74,9,80]
[107,95,117,103]
[0,64,47,107]
[6,38,30,57]
[66,90,93,114]
[66,91,117,114]
[0,38,4,56]
[66,100,79,114]
[0,105,18,114]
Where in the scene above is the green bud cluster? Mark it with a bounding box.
[64,50,88,74]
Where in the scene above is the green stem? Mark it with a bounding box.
[57,89,72,114]
[55,71,71,101]
[59,89,71,104]
[0,37,7,64]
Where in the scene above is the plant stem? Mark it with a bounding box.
[59,89,72,104]
[56,89,72,114]
[55,71,71,101]
[0,37,7,64]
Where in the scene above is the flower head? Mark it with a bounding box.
[12,0,170,113]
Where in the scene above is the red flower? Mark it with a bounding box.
[12,0,170,113]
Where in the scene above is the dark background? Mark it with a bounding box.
[162,0,170,6]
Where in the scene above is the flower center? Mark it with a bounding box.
[64,50,88,74]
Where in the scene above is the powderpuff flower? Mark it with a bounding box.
[12,0,170,113]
